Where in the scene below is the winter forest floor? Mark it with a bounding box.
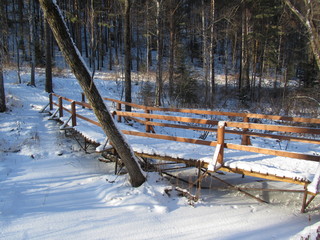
[0,69,320,240]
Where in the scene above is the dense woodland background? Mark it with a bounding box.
[0,0,319,117]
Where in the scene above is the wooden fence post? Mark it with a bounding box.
[216,121,226,165]
[241,117,251,145]
[81,92,86,108]
[49,93,53,110]
[58,96,63,118]
[145,109,151,133]
[71,101,77,126]
[117,103,122,122]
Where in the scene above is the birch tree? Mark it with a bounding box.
[38,0,146,187]
[284,0,320,70]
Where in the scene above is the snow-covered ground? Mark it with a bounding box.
[0,69,319,240]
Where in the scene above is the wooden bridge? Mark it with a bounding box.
[42,92,320,213]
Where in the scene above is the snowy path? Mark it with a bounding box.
[0,80,319,239]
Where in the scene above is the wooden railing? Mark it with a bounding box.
[48,93,320,166]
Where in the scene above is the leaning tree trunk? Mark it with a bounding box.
[38,0,146,187]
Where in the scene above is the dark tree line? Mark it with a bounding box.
[0,0,319,113]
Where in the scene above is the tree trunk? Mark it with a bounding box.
[0,2,5,112]
[29,0,36,86]
[38,0,146,187]
[155,0,163,106]
[124,0,132,111]
[0,41,5,112]
[168,0,177,100]
[45,19,53,93]
[284,0,320,71]
[210,0,216,105]
[202,0,209,105]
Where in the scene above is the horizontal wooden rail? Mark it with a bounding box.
[103,96,320,124]
[115,110,320,135]
[225,122,320,135]
[115,111,219,125]
[225,143,320,162]
[122,130,217,147]
[49,93,319,165]
[76,113,101,127]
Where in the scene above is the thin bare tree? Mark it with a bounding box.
[284,0,320,70]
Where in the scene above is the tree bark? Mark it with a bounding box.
[0,55,5,113]
[45,19,53,93]
[124,0,132,111]
[284,0,320,71]
[38,0,146,187]
[29,0,36,86]
[168,0,177,100]
[155,0,163,107]
[210,0,216,105]
[0,1,6,112]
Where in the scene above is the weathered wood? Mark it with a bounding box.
[104,96,320,124]
[58,96,63,118]
[81,92,86,108]
[145,109,151,133]
[225,143,320,162]
[116,111,219,125]
[241,117,251,145]
[49,93,53,110]
[76,114,101,127]
[216,122,226,165]
[219,166,310,185]
[122,130,217,147]
[71,101,76,126]
[135,152,207,168]
[116,103,122,122]
[226,121,320,135]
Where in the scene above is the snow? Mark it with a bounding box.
[1,69,320,240]
[308,163,320,194]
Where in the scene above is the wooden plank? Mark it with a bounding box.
[121,130,217,146]
[75,101,92,109]
[104,96,320,124]
[134,120,320,144]
[239,131,320,144]
[226,121,320,134]
[225,143,320,162]
[135,152,207,167]
[76,113,101,127]
[116,111,219,125]
[219,166,310,185]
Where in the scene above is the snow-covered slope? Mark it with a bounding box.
[0,70,319,240]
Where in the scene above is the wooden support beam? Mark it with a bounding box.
[71,101,76,126]
[58,96,63,118]
[49,93,53,110]
[145,109,151,133]
[116,103,122,122]
[241,117,251,145]
[81,92,86,108]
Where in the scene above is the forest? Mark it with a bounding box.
[0,0,319,117]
